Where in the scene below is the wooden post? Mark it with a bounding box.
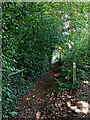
[73,62,76,83]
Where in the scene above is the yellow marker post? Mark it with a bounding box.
[73,62,76,83]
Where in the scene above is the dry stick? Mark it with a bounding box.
[8,69,24,77]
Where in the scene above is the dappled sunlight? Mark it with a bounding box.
[67,101,90,114]
[66,95,72,99]
[16,62,89,119]
[36,111,41,119]
[61,92,72,99]
[54,73,60,77]
[26,97,31,101]
[51,49,60,63]
[83,80,89,84]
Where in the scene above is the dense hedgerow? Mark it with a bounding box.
[2,2,88,119]
[2,3,62,119]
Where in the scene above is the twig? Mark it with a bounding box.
[8,69,24,77]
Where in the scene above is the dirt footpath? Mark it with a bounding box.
[15,63,90,120]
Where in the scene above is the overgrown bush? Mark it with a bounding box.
[2,2,88,119]
[2,2,61,80]
[2,2,62,119]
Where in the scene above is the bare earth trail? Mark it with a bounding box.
[15,63,90,120]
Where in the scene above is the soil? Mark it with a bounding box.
[14,62,90,120]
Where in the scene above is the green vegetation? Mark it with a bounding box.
[2,2,88,119]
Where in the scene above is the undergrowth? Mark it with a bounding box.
[49,78,81,97]
[2,70,35,119]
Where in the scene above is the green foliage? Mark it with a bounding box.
[2,2,62,80]
[2,2,62,119]
[2,65,35,119]
[2,76,18,119]
[49,78,77,95]
[56,2,88,82]
[2,2,89,119]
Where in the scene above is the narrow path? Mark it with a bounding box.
[15,63,90,120]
